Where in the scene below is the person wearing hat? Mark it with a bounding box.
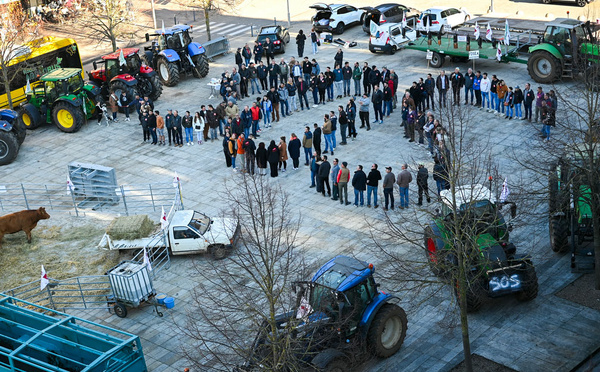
[382,166,395,211]
[336,161,351,205]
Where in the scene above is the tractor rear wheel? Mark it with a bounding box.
[157,57,180,87]
[367,303,407,358]
[515,264,538,302]
[52,102,85,133]
[430,52,444,68]
[110,81,136,104]
[455,279,485,313]
[12,119,26,146]
[18,103,43,130]
[192,54,210,78]
[549,217,569,253]
[323,358,350,372]
[0,131,19,166]
[527,50,561,84]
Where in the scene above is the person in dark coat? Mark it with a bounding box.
[223,134,232,167]
[243,135,257,175]
[256,142,268,176]
[433,157,449,195]
[334,48,343,70]
[416,164,431,206]
[288,133,301,170]
[267,140,279,177]
[296,30,306,57]
[313,123,322,157]
[352,165,367,206]
[317,155,331,197]
[253,41,263,64]
[235,48,243,71]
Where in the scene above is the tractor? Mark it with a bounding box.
[88,48,163,102]
[424,184,538,312]
[0,109,26,166]
[238,255,408,371]
[17,68,100,133]
[528,18,600,84]
[548,146,598,273]
[143,24,209,87]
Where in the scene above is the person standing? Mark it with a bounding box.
[330,158,340,201]
[310,152,319,188]
[257,61,268,92]
[229,133,238,170]
[362,62,372,96]
[473,70,482,107]
[416,164,431,206]
[119,91,131,121]
[352,62,362,97]
[182,110,193,145]
[318,155,331,197]
[366,163,381,208]
[268,60,280,89]
[310,28,319,54]
[329,110,337,149]
[352,165,367,207]
[396,163,412,209]
[322,114,333,155]
[206,106,219,142]
[433,157,449,195]
[297,77,310,110]
[278,59,289,89]
[108,90,119,122]
[313,122,322,157]
[256,141,268,175]
[357,93,370,130]
[235,48,243,71]
[261,96,272,129]
[382,166,395,211]
[267,140,279,177]
[424,73,435,110]
[337,161,351,205]
[302,126,313,165]
[513,85,524,120]
[288,133,301,170]
[450,67,464,106]
[250,102,261,136]
[368,65,381,93]
[242,43,252,66]
[263,37,274,65]
[165,109,174,146]
[155,110,165,145]
[490,74,499,112]
[302,57,312,83]
[286,78,298,112]
[223,133,232,167]
[496,80,508,116]
[244,134,257,175]
[278,136,288,172]
[463,68,475,105]
[534,86,544,123]
[267,87,280,123]
[333,64,343,99]
[382,82,393,117]
[296,29,306,57]
[172,110,183,147]
[277,83,290,118]
[338,105,348,145]
[371,85,384,124]
[325,67,334,102]
[346,99,357,139]
[523,83,534,122]
[334,48,343,69]
[248,62,261,95]
[342,61,352,97]
[436,70,449,108]
[253,40,263,64]
[147,110,157,144]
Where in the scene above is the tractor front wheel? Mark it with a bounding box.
[157,57,180,87]
[18,103,43,130]
[527,50,560,84]
[0,131,19,166]
[192,54,210,78]
[110,81,136,104]
[137,74,163,101]
[516,264,538,302]
[367,303,407,358]
[52,102,85,133]
[549,217,569,253]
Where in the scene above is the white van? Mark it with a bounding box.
[369,22,417,54]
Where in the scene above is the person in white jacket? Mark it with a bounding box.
[194,112,205,145]
[480,72,491,111]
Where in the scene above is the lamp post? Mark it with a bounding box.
[287,0,291,28]
[150,0,157,29]
[490,0,494,13]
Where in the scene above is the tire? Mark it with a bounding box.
[424,226,445,276]
[542,0,551,3]
[110,80,137,104]
[192,54,210,78]
[157,57,180,87]
[136,74,163,101]
[430,52,444,68]
[367,304,407,358]
[12,119,26,146]
[549,217,570,253]
[18,103,43,130]
[584,66,600,91]
[515,264,538,302]
[52,102,85,133]
[114,303,128,318]
[211,244,228,260]
[577,0,586,6]
[323,358,350,372]
[455,279,485,313]
[334,22,345,35]
[527,50,561,84]
[0,131,19,166]
[389,46,396,56]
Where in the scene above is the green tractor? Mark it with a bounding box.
[528,18,600,84]
[548,146,597,273]
[18,68,101,133]
[424,184,538,312]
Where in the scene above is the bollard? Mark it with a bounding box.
[274,17,277,26]
[251,25,254,37]
[174,16,177,25]
[193,10,195,22]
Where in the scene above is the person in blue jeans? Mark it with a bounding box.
[396,163,412,209]
[366,163,382,208]
[352,165,367,206]
[302,126,313,165]
[309,152,318,188]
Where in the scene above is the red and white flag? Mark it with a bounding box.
[496,43,502,61]
[486,23,493,41]
[402,11,407,28]
[40,265,49,291]
[500,178,510,203]
[67,175,75,195]
[172,172,180,188]
[474,22,480,40]
[143,247,153,272]
[160,206,168,230]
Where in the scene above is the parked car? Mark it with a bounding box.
[310,3,366,34]
[361,3,420,33]
[416,7,471,34]
[369,22,417,54]
[255,25,291,54]
[541,0,592,6]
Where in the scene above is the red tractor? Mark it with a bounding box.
[88,48,163,102]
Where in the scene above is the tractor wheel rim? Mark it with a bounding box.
[536,58,551,77]
[380,316,402,349]
[160,64,169,80]
[22,113,31,127]
[57,109,74,128]
[0,140,7,159]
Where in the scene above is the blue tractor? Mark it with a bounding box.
[238,256,408,371]
[0,109,26,166]
[143,24,210,87]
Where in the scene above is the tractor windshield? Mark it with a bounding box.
[126,55,141,72]
[66,74,83,94]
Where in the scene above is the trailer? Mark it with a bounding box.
[0,294,147,371]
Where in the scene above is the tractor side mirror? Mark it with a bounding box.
[145,33,150,42]
[93,61,98,70]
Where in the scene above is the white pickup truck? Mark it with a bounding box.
[369,22,417,55]
[104,210,241,260]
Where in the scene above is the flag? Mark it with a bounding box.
[296,296,313,319]
[143,247,153,272]
[67,174,74,195]
[370,19,378,36]
[504,19,510,45]
[118,49,126,66]
[172,172,180,188]
[486,23,492,41]
[25,78,32,94]
[160,206,168,230]
[161,20,166,34]
[474,21,480,40]
[425,16,430,34]
[40,265,49,291]
[500,178,510,202]
[496,43,502,61]
[402,11,407,29]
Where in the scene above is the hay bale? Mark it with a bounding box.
[106,215,156,240]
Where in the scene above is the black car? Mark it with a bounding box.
[255,26,291,54]
[361,3,420,33]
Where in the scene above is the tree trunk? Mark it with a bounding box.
[457,246,473,372]
[204,8,211,41]
[2,68,13,109]
[110,35,117,52]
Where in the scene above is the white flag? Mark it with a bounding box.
[504,19,510,46]
[296,296,313,319]
[67,175,75,195]
[161,20,166,34]
[40,265,49,291]
[402,12,407,29]
[143,247,153,272]
[172,172,180,188]
[474,22,480,40]
[118,49,126,66]
[500,178,510,203]
[486,23,492,41]
[425,17,430,34]
[496,43,502,61]
[160,206,168,230]
[25,78,32,94]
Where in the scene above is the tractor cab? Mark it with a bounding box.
[146,24,194,51]
[541,18,586,57]
[28,68,85,114]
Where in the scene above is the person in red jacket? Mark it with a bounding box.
[250,103,261,137]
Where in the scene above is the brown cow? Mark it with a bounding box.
[0,207,50,248]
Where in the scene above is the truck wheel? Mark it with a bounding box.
[18,103,43,130]
[367,303,407,358]
[192,54,210,78]
[549,217,569,253]
[53,102,85,133]
[430,52,444,68]
[157,57,180,87]
[211,244,228,260]
[323,358,349,372]
[110,81,136,104]
[516,264,538,301]
[527,50,560,84]
[0,131,19,166]
[114,303,128,318]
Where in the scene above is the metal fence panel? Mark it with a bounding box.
[203,36,230,59]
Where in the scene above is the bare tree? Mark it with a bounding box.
[182,0,236,41]
[0,3,39,109]
[81,0,135,52]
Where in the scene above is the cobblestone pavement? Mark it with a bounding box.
[4,9,600,371]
